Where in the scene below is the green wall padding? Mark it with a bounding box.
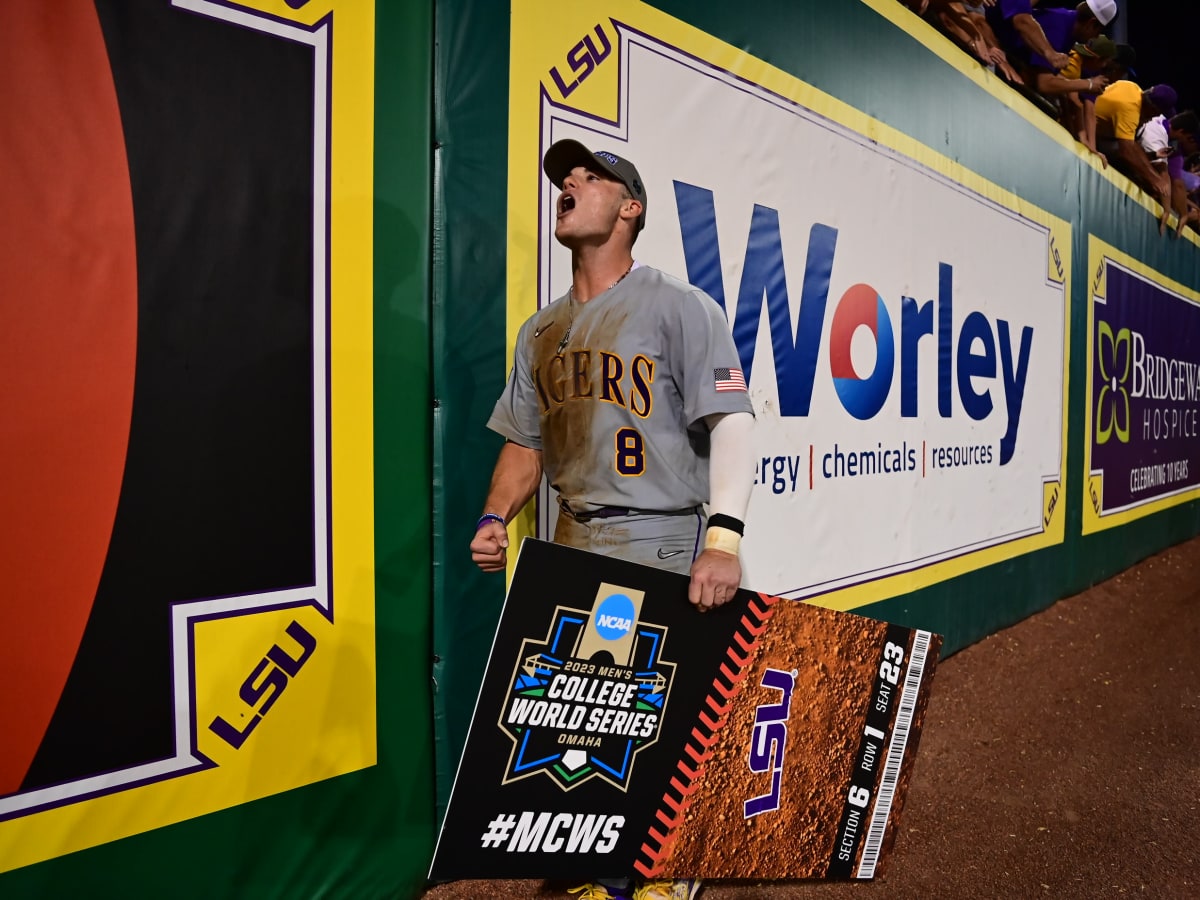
[428,0,1200,827]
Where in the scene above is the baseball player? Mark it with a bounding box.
[469,139,756,899]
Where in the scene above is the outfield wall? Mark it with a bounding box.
[435,0,1200,829]
[1,2,1197,898]
[435,0,1200,805]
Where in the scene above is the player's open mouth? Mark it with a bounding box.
[557,194,575,217]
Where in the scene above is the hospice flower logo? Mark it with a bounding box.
[1095,321,1130,445]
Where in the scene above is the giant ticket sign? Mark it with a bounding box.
[430,540,941,880]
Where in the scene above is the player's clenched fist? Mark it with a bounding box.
[688,548,741,611]
[471,520,510,572]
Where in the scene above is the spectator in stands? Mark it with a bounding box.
[1184,153,1200,200]
[1170,125,1200,235]
[986,0,1074,76]
[900,0,1199,238]
[1061,33,1117,83]
[1140,111,1200,235]
[1024,1,1116,97]
[1051,36,1113,164]
[1095,82,1178,232]
[1059,35,1118,164]
[1138,106,1177,163]
[1098,41,1136,85]
[1077,42,1136,165]
[1184,155,1200,233]
[924,1,1024,84]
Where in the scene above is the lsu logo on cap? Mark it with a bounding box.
[594,151,620,165]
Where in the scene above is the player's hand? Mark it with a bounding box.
[687,548,741,611]
[1049,51,1070,71]
[470,520,509,572]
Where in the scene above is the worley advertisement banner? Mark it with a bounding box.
[1083,237,1200,533]
[0,0,375,872]
[429,540,941,880]
[505,0,1070,611]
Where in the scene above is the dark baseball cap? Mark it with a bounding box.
[543,139,647,232]
[1074,35,1116,60]
[1109,42,1136,74]
[1145,84,1178,118]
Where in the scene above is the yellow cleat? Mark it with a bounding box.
[567,884,628,900]
[632,880,701,900]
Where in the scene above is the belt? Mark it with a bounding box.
[559,498,702,522]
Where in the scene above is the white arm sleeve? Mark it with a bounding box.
[705,411,755,523]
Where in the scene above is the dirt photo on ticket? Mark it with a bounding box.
[642,600,942,880]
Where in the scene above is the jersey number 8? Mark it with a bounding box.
[615,427,645,476]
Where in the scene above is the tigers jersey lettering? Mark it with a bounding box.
[532,349,652,416]
[599,352,624,405]
[629,356,654,419]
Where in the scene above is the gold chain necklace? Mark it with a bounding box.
[557,263,634,354]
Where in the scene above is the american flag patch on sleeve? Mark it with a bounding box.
[714,367,747,392]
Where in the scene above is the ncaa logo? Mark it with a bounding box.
[594,593,635,640]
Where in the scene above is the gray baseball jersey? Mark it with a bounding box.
[488,264,753,513]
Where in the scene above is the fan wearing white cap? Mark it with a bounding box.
[1084,0,1118,27]
[1024,1,1119,93]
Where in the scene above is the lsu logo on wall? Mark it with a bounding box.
[499,583,674,790]
[0,0,375,873]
